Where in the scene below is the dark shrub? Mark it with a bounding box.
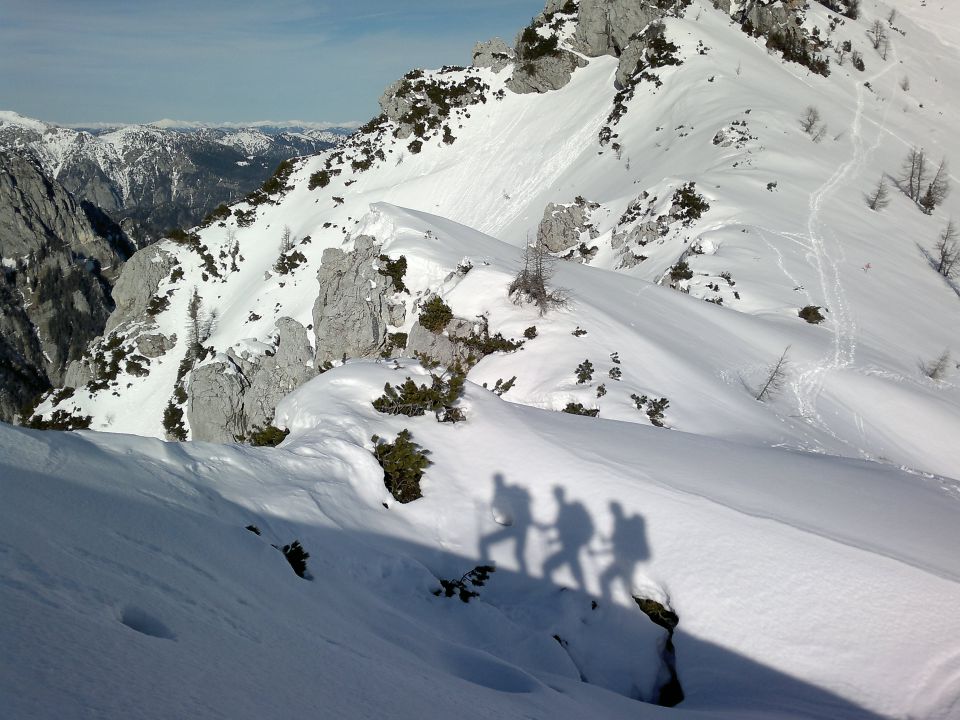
[799,305,825,324]
[281,540,310,578]
[372,429,432,503]
[419,296,453,333]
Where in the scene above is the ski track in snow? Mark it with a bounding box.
[790,57,897,455]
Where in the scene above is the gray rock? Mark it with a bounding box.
[378,79,419,139]
[187,358,250,443]
[472,38,515,72]
[537,199,600,253]
[242,318,316,432]
[405,318,475,368]
[136,333,176,358]
[506,50,586,94]
[313,235,401,364]
[186,317,317,442]
[0,151,131,420]
[106,243,176,334]
[567,1,664,58]
[735,0,803,35]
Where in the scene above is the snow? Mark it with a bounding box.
[8,1,960,717]
[3,360,960,719]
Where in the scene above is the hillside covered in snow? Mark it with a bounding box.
[5,0,960,718]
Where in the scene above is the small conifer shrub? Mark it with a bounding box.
[563,402,599,417]
[378,254,408,292]
[575,359,594,384]
[281,540,310,578]
[248,425,290,447]
[372,366,465,422]
[372,430,432,503]
[419,296,453,333]
[162,402,187,441]
[670,261,694,282]
[433,565,496,603]
[523,326,538,339]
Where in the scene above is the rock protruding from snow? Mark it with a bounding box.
[405,317,475,368]
[187,317,316,442]
[313,236,404,364]
[0,151,131,420]
[472,38,515,73]
[105,244,176,334]
[507,51,587,94]
[537,198,601,253]
[562,0,664,59]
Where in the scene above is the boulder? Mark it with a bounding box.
[472,38,515,72]
[105,244,176,334]
[313,235,403,364]
[187,359,250,443]
[405,318,475,368]
[187,317,316,442]
[507,50,587,94]
[537,199,600,253]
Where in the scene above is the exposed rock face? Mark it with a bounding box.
[559,0,665,58]
[105,243,177,333]
[472,38,516,73]
[187,361,249,443]
[378,71,490,140]
[507,51,587,94]
[0,151,131,420]
[537,198,600,253]
[405,318,475,368]
[735,0,800,34]
[187,317,316,443]
[313,236,404,363]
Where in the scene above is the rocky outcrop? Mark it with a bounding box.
[557,0,665,59]
[537,198,600,253]
[506,51,587,94]
[472,38,515,73]
[313,236,405,364]
[378,71,490,141]
[735,0,802,35]
[187,317,316,443]
[105,243,177,333]
[405,318,475,368]
[0,151,131,420]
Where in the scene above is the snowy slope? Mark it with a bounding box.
[8,3,960,716]
[4,366,960,719]
[37,0,960,480]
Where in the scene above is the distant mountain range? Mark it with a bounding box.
[0,111,353,244]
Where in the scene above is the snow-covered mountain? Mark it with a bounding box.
[0,112,350,244]
[7,0,960,718]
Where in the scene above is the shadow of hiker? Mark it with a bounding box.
[478,473,533,574]
[541,486,594,591]
[597,501,650,602]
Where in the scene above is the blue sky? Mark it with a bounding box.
[0,0,544,125]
